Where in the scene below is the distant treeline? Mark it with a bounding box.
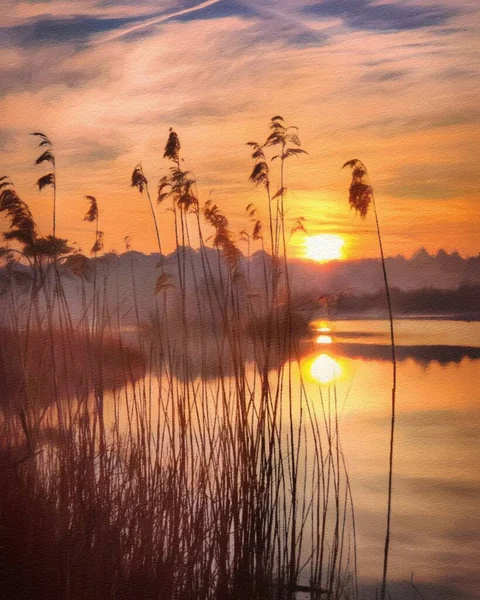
[291,247,480,295]
[334,283,480,317]
[1,247,479,324]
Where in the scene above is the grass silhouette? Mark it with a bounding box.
[0,121,366,600]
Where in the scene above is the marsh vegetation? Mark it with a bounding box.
[0,118,404,600]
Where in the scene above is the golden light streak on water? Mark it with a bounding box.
[310,353,342,384]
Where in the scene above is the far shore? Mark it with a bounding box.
[329,312,480,322]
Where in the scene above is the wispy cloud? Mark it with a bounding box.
[0,1,230,48]
[93,0,228,45]
[0,0,478,258]
[303,0,459,32]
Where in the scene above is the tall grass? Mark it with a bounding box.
[343,159,396,600]
[0,122,358,600]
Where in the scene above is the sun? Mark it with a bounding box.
[305,234,345,262]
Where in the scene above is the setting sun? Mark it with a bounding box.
[305,234,345,262]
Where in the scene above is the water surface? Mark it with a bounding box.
[306,319,479,599]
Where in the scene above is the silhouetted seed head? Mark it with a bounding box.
[37,173,55,191]
[178,183,198,212]
[90,231,104,255]
[264,131,284,147]
[84,195,99,223]
[269,117,285,132]
[263,117,307,163]
[30,132,52,148]
[247,141,272,189]
[31,134,56,193]
[164,128,181,162]
[249,162,269,187]
[253,220,262,240]
[265,116,287,145]
[203,200,240,268]
[157,176,171,204]
[272,187,287,201]
[26,235,74,258]
[0,182,37,246]
[131,164,148,193]
[285,132,301,146]
[35,150,55,166]
[161,167,199,211]
[204,200,227,230]
[247,142,266,161]
[0,176,12,190]
[244,203,263,239]
[342,159,373,219]
[291,217,307,235]
[275,148,307,161]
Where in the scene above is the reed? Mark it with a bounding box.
[32,132,56,238]
[0,123,358,600]
[343,159,397,600]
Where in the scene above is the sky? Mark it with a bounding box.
[1,0,479,260]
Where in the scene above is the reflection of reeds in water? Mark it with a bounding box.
[331,342,480,366]
[0,121,357,599]
[0,328,145,411]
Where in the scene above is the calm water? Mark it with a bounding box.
[305,319,479,600]
[62,318,479,599]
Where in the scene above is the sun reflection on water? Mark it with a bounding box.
[310,353,342,384]
[316,334,333,344]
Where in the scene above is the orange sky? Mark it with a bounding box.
[1,0,478,259]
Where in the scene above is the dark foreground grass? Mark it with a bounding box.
[0,120,362,600]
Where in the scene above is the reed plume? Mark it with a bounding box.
[31,132,57,238]
[343,158,396,600]
[0,123,358,600]
[203,199,241,270]
[84,196,103,255]
[84,195,99,224]
[131,164,163,258]
[0,180,37,248]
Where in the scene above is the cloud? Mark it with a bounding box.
[303,0,459,32]
[0,1,228,47]
[0,0,187,27]
[386,162,478,200]
[0,46,102,94]
[0,1,478,258]
[171,0,258,22]
[64,138,123,165]
[0,16,139,48]
[92,0,230,45]
[361,69,407,83]
[359,108,480,136]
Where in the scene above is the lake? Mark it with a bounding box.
[304,319,479,600]
[35,317,479,599]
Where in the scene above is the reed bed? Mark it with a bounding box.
[0,119,357,600]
